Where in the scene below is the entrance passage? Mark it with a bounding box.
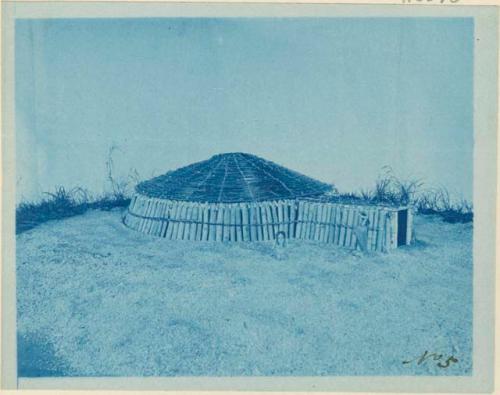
[397,209,408,246]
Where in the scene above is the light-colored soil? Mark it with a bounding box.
[16,209,472,376]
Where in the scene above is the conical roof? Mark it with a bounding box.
[136,152,332,203]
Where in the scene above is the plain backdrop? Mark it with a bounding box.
[15,17,473,204]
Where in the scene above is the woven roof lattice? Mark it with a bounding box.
[136,152,332,203]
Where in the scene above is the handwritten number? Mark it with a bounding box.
[404,351,458,369]
[437,356,459,368]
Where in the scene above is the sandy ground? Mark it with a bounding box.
[16,209,472,376]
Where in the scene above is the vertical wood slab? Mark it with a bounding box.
[159,201,167,237]
[374,208,381,251]
[315,203,323,241]
[160,201,170,238]
[318,203,325,241]
[153,200,163,237]
[283,201,290,238]
[338,206,347,247]
[206,205,214,241]
[338,204,346,247]
[295,201,304,239]
[350,207,358,248]
[300,202,308,240]
[316,203,323,242]
[338,205,346,246]
[215,205,223,242]
[182,204,192,240]
[264,203,273,240]
[304,202,311,240]
[132,196,144,232]
[154,199,163,236]
[147,199,158,236]
[352,207,360,248]
[374,207,381,251]
[128,195,138,221]
[207,205,215,241]
[291,201,296,237]
[320,203,328,242]
[201,204,209,241]
[344,206,352,248]
[175,204,186,240]
[383,210,391,251]
[249,204,257,241]
[150,199,160,236]
[194,204,201,241]
[241,203,250,242]
[309,202,316,241]
[330,205,338,244]
[323,204,331,243]
[256,204,264,241]
[236,204,244,242]
[133,197,140,230]
[190,204,199,240]
[276,201,284,235]
[167,203,176,240]
[230,205,237,242]
[366,208,373,251]
[174,203,186,240]
[221,203,227,241]
[165,202,177,240]
[246,204,253,241]
[136,198,147,233]
[191,204,199,241]
[384,210,393,251]
[220,204,225,242]
[150,200,160,236]
[391,210,398,249]
[220,204,227,242]
[270,202,277,236]
[142,199,150,233]
[179,203,188,241]
[140,198,153,234]
[406,207,413,245]
[322,204,331,243]
[375,208,384,252]
[166,202,176,240]
[371,207,378,251]
[319,203,327,242]
[260,203,269,241]
[139,195,147,217]
[223,204,231,242]
[328,204,338,244]
[304,202,314,240]
[327,204,335,243]
[267,203,275,239]
[309,203,317,241]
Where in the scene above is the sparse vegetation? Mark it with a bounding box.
[327,167,473,224]
[16,163,473,234]
[16,146,135,234]
[16,187,130,234]
[414,187,473,224]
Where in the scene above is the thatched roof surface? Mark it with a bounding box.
[136,152,332,203]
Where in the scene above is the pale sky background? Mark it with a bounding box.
[15,17,473,204]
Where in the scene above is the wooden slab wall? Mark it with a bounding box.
[124,194,411,251]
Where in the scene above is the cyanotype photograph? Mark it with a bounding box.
[2,2,497,392]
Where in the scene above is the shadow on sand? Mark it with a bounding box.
[18,331,73,377]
